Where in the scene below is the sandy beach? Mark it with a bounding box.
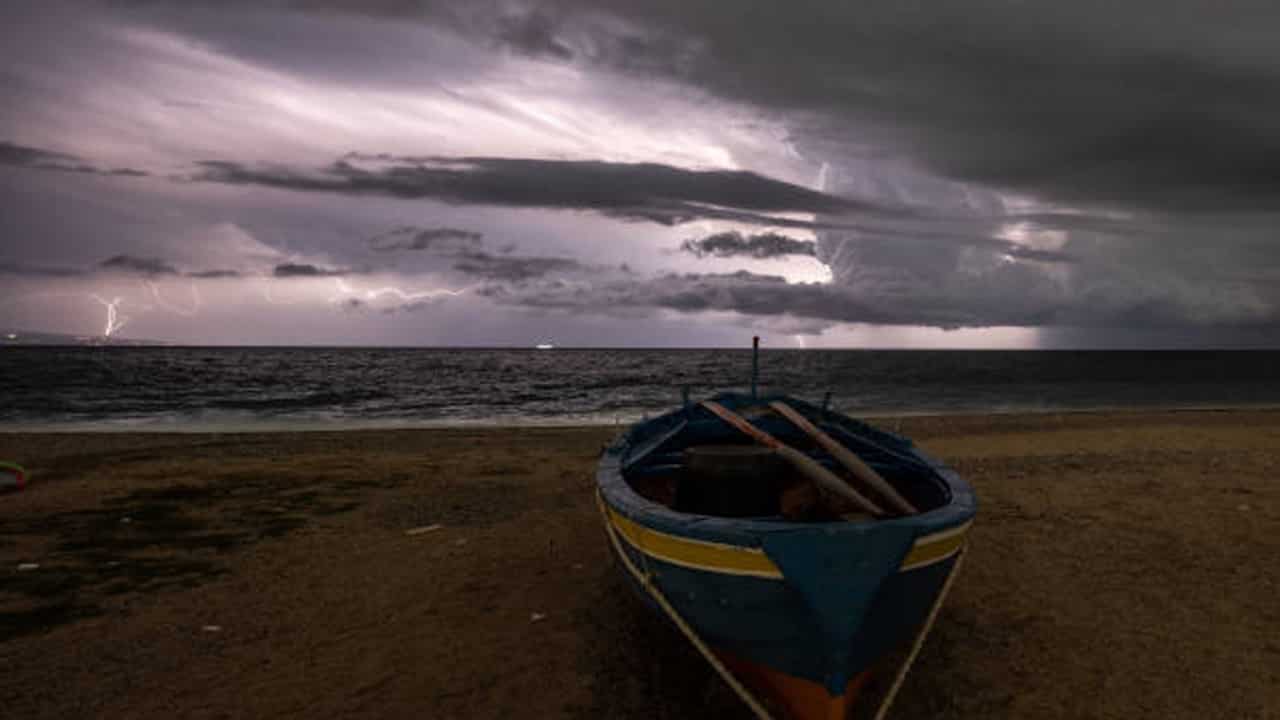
[1,410,1278,719]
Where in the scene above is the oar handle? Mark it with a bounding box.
[769,401,919,515]
[701,400,783,449]
[701,401,884,516]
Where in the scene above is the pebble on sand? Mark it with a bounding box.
[405,524,443,536]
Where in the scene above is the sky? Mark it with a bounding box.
[3,1,1280,348]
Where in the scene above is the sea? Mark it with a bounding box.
[2,347,1279,431]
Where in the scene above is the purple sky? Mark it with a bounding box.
[4,1,1280,347]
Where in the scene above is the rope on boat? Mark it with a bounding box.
[599,496,778,720]
[871,547,967,720]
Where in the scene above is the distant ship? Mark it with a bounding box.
[535,342,555,350]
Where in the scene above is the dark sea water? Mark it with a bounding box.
[2,347,1280,430]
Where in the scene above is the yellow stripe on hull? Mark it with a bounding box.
[602,499,783,578]
[600,492,969,578]
[899,520,971,571]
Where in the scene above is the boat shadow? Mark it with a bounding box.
[573,565,751,719]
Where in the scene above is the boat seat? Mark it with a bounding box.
[674,445,785,517]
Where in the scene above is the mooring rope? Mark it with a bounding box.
[599,497,778,720]
[871,547,966,720]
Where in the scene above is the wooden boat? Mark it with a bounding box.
[596,391,976,720]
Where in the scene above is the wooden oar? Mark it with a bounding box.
[622,419,688,470]
[700,401,885,516]
[768,401,919,515]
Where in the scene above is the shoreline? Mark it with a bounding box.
[7,401,1280,434]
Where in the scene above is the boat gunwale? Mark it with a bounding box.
[596,394,977,548]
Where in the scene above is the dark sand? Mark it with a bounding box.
[1,411,1278,719]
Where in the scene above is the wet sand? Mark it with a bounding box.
[1,410,1278,719]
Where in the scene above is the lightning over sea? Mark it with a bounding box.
[90,295,130,337]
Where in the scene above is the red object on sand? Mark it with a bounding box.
[0,462,26,493]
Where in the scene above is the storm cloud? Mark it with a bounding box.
[272,263,349,278]
[681,231,816,260]
[0,142,85,171]
[0,260,86,278]
[367,226,485,252]
[192,154,873,225]
[129,2,1280,213]
[3,256,243,281]
[474,2,1280,215]
[100,255,180,276]
[452,250,583,282]
[488,263,1279,332]
[5,2,1280,345]
[185,269,242,279]
[1,140,148,178]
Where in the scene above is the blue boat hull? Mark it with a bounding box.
[596,393,977,719]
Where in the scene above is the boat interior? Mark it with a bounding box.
[620,403,951,521]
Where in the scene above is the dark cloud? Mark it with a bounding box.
[185,269,242,278]
[0,260,86,277]
[272,262,348,277]
[0,140,149,178]
[495,9,574,61]
[367,225,484,252]
[491,270,886,325]
[100,254,179,276]
[452,250,582,282]
[192,154,876,226]
[2,256,241,280]
[163,0,1259,223]
[479,2,1280,215]
[680,231,816,259]
[511,271,778,314]
[0,141,83,170]
[363,223,584,281]
[6,3,1280,343]
[632,202,1078,263]
[192,154,1077,265]
[487,264,1272,331]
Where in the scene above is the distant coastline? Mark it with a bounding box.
[0,329,166,346]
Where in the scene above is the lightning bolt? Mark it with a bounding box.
[330,278,467,306]
[146,280,201,316]
[90,295,130,337]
